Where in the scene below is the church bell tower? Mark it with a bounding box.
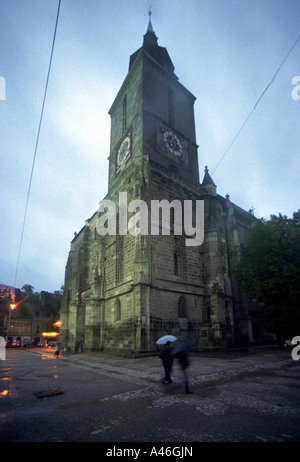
[108,11,200,193]
[100,12,204,352]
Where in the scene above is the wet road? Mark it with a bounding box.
[0,346,300,443]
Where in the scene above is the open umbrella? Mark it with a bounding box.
[171,340,194,355]
[156,335,177,345]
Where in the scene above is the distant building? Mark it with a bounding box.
[0,285,61,345]
[0,284,15,340]
[60,16,256,355]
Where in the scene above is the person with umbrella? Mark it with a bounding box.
[171,340,193,394]
[156,335,177,384]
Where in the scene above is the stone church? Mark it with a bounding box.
[60,16,256,354]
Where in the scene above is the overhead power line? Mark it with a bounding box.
[14,0,62,287]
[212,34,300,175]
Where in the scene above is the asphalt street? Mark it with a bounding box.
[0,345,299,444]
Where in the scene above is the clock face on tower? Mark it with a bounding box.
[116,129,132,175]
[163,130,183,157]
[157,124,188,166]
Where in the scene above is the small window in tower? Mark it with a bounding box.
[123,95,127,133]
[168,87,175,127]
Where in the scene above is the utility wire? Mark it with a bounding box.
[212,34,300,175]
[14,0,62,287]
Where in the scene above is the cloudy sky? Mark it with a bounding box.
[0,0,299,293]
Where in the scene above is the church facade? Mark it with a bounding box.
[60,18,256,354]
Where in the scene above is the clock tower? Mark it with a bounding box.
[99,14,204,352]
[108,12,199,192]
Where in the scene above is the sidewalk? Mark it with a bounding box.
[27,344,296,386]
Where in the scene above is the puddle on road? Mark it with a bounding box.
[0,368,13,374]
[34,388,63,398]
[0,390,10,397]
[0,354,62,401]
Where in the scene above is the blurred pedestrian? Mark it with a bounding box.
[159,341,174,384]
[176,349,192,394]
[54,344,60,359]
[171,340,193,394]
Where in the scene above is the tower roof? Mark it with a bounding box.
[129,10,175,74]
[202,166,216,186]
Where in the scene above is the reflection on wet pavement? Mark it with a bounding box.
[0,390,9,397]
[1,351,61,402]
[41,354,57,360]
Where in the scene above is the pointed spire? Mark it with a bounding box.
[202,166,217,195]
[129,7,175,74]
[143,6,158,46]
[147,6,154,33]
[202,166,216,186]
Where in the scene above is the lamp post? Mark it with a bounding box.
[6,303,16,342]
[53,321,62,345]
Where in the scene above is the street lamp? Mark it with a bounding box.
[6,304,16,342]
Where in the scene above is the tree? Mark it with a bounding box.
[236,210,300,343]
[21,284,34,294]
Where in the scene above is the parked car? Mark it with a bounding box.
[37,342,44,347]
[23,340,32,347]
[47,341,58,348]
[283,334,300,348]
[11,340,21,348]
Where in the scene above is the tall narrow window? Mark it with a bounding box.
[115,298,121,321]
[178,296,187,318]
[174,249,182,276]
[123,95,127,133]
[168,87,175,127]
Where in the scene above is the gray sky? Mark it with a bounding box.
[0,0,299,293]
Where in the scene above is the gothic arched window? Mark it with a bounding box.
[168,87,175,126]
[178,295,187,318]
[123,95,127,133]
